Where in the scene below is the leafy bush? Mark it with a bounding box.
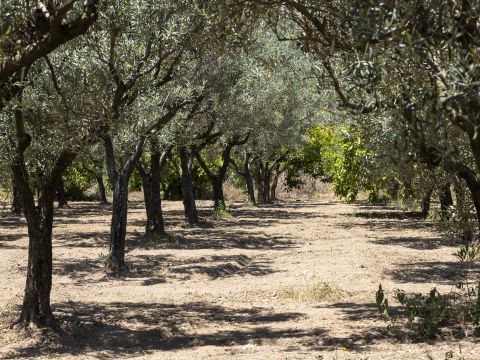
[376,284,480,339]
[63,164,95,200]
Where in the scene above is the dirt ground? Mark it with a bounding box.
[1,192,480,359]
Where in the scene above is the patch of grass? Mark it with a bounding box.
[97,252,110,267]
[0,303,18,325]
[210,208,233,220]
[278,282,344,302]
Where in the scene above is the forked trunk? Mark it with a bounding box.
[141,176,165,239]
[11,150,75,328]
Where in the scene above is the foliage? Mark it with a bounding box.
[63,164,95,200]
[376,284,480,339]
[286,125,386,203]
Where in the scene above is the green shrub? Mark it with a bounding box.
[376,283,480,339]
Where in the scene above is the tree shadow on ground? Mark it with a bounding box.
[386,261,480,284]
[352,210,426,220]
[151,228,296,250]
[54,253,277,285]
[303,302,402,351]
[5,301,324,358]
[54,203,112,218]
[169,254,276,280]
[371,235,453,250]
[0,232,26,243]
[0,215,26,229]
[339,210,436,232]
[53,231,109,249]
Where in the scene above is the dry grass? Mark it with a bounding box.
[224,180,246,202]
[278,282,345,302]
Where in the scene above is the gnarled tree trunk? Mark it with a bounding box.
[137,140,170,239]
[12,148,76,327]
[103,134,145,271]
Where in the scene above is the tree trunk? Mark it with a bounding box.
[255,164,264,204]
[270,172,280,202]
[440,183,453,220]
[96,174,109,204]
[179,147,199,225]
[103,134,145,271]
[138,142,166,240]
[142,179,165,239]
[454,180,475,244]
[245,169,256,206]
[11,150,76,327]
[107,176,129,271]
[18,220,54,326]
[212,178,226,211]
[56,177,67,208]
[420,188,432,219]
[11,184,22,215]
[263,165,272,204]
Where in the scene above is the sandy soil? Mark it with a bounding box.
[1,193,479,359]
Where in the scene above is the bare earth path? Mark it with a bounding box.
[1,196,480,359]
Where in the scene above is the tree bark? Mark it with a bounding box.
[12,148,76,327]
[136,141,169,239]
[456,164,480,232]
[440,183,453,220]
[11,184,22,215]
[255,164,264,204]
[179,147,199,225]
[56,177,68,208]
[103,134,145,271]
[141,176,165,239]
[243,156,256,205]
[18,219,54,327]
[271,171,280,202]
[263,162,272,204]
[95,174,109,204]
[212,178,226,211]
[108,176,129,270]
